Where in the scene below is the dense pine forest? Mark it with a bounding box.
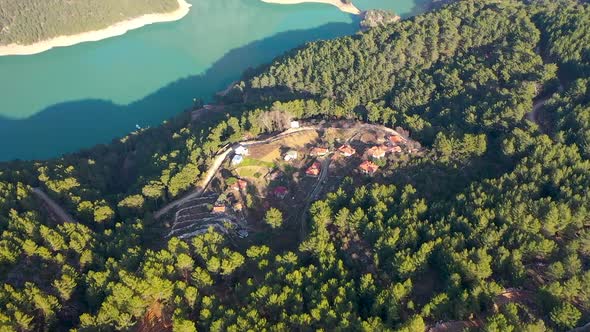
[0,0,179,45]
[1,0,590,330]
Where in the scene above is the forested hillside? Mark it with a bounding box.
[1,0,589,331]
[0,0,179,45]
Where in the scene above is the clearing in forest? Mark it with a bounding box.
[248,130,319,162]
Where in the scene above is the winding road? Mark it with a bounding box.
[570,322,590,332]
[31,188,74,223]
[526,85,564,132]
[154,126,317,219]
[155,122,405,220]
[526,97,550,132]
[154,127,317,219]
[154,147,233,219]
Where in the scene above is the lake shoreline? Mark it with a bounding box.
[261,0,361,15]
[0,0,192,57]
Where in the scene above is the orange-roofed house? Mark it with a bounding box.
[389,134,406,144]
[338,144,356,157]
[212,205,226,213]
[306,162,322,177]
[359,160,379,175]
[310,147,329,157]
[367,145,387,159]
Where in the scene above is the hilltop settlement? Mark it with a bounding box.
[160,119,423,244]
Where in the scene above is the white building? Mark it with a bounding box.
[284,150,298,161]
[231,155,244,165]
[234,145,249,156]
[290,121,300,129]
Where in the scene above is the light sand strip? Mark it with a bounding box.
[0,0,191,57]
[261,0,361,15]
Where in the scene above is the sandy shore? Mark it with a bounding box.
[0,0,191,57]
[262,0,361,15]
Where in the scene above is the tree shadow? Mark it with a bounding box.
[0,21,358,162]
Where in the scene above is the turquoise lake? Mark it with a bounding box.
[0,0,427,161]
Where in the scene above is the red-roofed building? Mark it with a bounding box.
[367,145,387,159]
[310,147,329,157]
[359,160,379,175]
[389,134,406,144]
[338,144,356,157]
[306,162,322,177]
[273,186,289,199]
[212,205,226,213]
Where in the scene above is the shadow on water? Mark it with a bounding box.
[0,21,358,162]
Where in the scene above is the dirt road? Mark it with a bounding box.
[241,126,317,147]
[154,127,317,219]
[526,97,550,127]
[299,155,331,238]
[155,123,394,220]
[31,188,74,223]
[526,85,564,132]
[427,320,482,332]
[154,147,232,219]
[570,321,590,332]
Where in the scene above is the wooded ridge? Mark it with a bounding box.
[0,0,589,331]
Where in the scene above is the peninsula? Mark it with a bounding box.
[1,1,590,331]
[0,0,191,56]
[261,0,361,15]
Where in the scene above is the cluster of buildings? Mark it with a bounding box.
[231,120,300,166]
[213,178,249,213]
[203,122,413,239]
[301,133,407,176]
[224,129,408,212]
[231,145,249,166]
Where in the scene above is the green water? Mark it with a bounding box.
[0,0,425,161]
